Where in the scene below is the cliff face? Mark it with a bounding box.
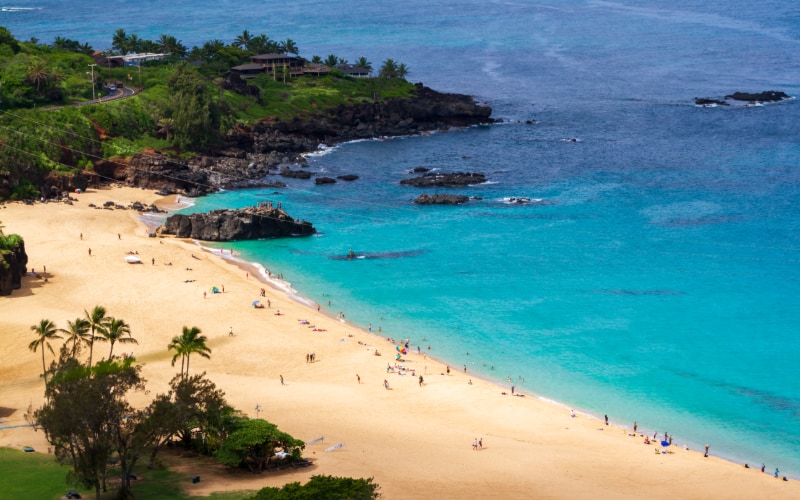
[89,84,494,196]
[158,205,315,241]
[0,236,28,296]
[234,83,494,154]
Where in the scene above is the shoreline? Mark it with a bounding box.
[1,186,797,498]
[152,192,790,478]
[142,191,792,479]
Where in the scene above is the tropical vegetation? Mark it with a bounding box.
[25,306,355,499]
[0,26,414,200]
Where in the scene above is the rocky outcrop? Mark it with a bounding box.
[724,91,790,102]
[315,177,336,185]
[400,172,487,187]
[337,174,359,181]
[158,205,315,241]
[0,234,28,296]
[229,84,494,155]
[413,194,471,205]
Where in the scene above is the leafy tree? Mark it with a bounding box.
[167,324,211,377]
[397,63,409,79]
[250,475,381,499]
[34,358,146,499]
[379,58,398,78]
[127,33,142,54]
[215,418,304,473]
[29,319,62,385]
[84,305,109,369]
[165,65,229,150]
[99,317,136,359]
[0,27,21,54]
[141,373,230,465]
[59,317,91,359]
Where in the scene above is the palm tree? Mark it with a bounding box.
[379,58,399,78]
[60,317,91,358]
[84,305,109,369]
[324,54,340,68]
[234,30,253,51]
[311,55,322,64]
[26,60,49,92]
[279,38,298,56]
[101,317,136,359]
[29,319,62,384]
[127,33,142,54]
[112,28,129,54]
[355,56,373,72]
[397,63,409,79]
[168,326,211,378]
[157,117,175,141]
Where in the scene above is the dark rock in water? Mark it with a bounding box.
[337,174,359,181]
[695,98,729,106]
[280,166,313,179]
[724,91,790,102]
[0,235,28,296]
[401,172,486,187]
[412,167,430,173]
[414,194,470,205]
[158,205,315,241]
[315,177,336,185]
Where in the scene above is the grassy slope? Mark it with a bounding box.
[0,447,255,499]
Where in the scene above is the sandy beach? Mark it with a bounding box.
[1,186,795,499]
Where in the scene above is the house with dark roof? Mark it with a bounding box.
[335,64,371,78]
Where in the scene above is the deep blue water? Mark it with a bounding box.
[4,0,799,475]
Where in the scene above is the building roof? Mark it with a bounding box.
[336,64,370,75]
[232,63,265,71]
[252,53,300,62]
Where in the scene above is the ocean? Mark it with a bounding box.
[4,0,799,475]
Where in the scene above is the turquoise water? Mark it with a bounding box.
[5,0,799,475]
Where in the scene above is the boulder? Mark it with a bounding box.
[158,205,315,241]
[336,174,359,181]
[315,177,336,185]
[0,235,28,296]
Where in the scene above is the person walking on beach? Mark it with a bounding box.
[419,375,424,387]
[634,421,637,433]
[511,386,515,395]
[280,375,284,385]
[473,439,478,451]
[356,374,361,384]
[88,248,92,256]
[383,379,389,390]
[605,415,609,426]
[229,326,234,337]
[762,463,766,473]
[479,437,483,450]
[775,467,780,478]
[704,444,709,457]
[446,366,450,375]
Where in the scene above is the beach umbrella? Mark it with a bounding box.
[661,440,670,448]
[396,346,407,355]
[252,300,260,307]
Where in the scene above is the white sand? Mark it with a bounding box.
[1,186,795,499]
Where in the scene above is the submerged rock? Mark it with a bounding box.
[413,194,471,205]
[401,172,487,187]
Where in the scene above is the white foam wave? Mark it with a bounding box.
[1,7,41,12]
